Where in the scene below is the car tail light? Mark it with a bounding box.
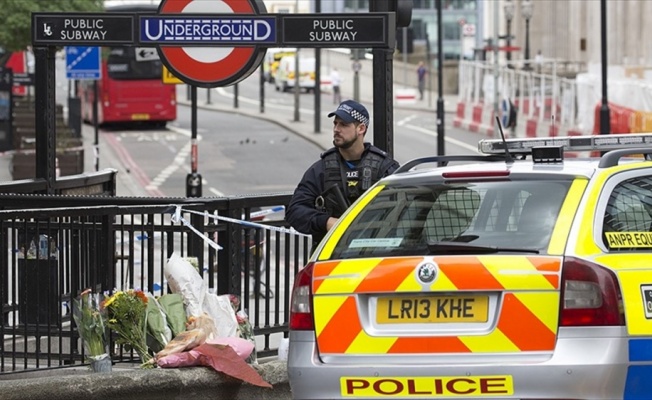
[559,257,624,326]
[289,262,315,331]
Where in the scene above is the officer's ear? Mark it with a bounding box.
[357,122,367,136]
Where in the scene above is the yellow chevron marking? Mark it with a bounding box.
[396,259,458,292]
[313,295,349,335]
[514,292,560,332]
[479,256,554,290]
[460,328,519,352]
[548,179,587,254]
[346,330,397,354]
[315,258,381,294]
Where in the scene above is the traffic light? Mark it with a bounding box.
[396,27,414,54]
[369,0,413,28]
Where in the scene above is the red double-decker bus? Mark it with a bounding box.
[78,3,177,128]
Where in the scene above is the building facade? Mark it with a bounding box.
[263,0,652,70]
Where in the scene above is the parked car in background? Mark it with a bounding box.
[275,56,316,93]
[263,47,296,84]
[288,132,652,399]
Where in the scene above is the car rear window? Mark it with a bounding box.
[330,180,572,259]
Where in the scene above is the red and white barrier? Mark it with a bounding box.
[455,101,592,145]
[453,102,495,137]
[395,88,417,105]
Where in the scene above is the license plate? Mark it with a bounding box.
[131,113,150,120]
[376,295,488,323]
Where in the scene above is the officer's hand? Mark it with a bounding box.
[326,217,338,231]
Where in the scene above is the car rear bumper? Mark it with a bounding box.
[288,328,637,399]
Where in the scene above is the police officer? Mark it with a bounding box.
[286,100,400,250]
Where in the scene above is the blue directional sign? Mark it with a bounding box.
[139,15,277,46]
[65,46,101,80]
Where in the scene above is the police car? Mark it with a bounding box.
[287,133,652,399]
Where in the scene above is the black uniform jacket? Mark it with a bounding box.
[286,143,399,246]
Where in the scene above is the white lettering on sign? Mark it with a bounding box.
[309,19,358,42]
[142,19,272,42]
[64,19,104,30]
[312,20,354,30]
[61,19,107,41]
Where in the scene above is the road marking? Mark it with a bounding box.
[209,187,226,197]
[396,115,417,126]
[147,126,198,193]
[215,87,316,114]
[403,123,478,153]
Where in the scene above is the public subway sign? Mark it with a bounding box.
[32,14,135,45]
[281,14,395,47]
[31,4,395,87]
[139,15,277,45]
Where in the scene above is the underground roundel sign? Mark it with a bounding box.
[157,0,267,88]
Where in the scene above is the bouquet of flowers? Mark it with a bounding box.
[72,289,108,358]
[103,289,153,367]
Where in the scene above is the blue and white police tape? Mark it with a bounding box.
[169,205,223,251]
[168,205,309,251]
[249,206,285,219]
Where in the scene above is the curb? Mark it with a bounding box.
[0,360,291,400]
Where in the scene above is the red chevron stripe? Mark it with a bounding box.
[530,257,562,288]
[313,260,342,293]
[354,258,422,293]
[497,293,556,351]
[438,257,505,290]
[316,296,361,353]
[388,336,471,353]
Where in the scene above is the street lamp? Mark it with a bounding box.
[504,0,514,65]
[521,0,533,70]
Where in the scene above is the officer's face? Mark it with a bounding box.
[333,118,365,150]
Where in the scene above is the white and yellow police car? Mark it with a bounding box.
[288,133,652,399]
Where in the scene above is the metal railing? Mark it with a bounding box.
[0,192,310,374]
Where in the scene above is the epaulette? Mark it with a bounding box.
[367,145,388,157]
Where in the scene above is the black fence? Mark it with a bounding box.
[0,191,311,374]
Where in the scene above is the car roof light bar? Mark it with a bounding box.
[478,133,652,155]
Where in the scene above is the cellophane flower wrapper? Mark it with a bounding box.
[157,292,187,338]
[145,292,173,353]
[72,290,109,358]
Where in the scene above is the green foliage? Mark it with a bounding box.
[0,0,103,52]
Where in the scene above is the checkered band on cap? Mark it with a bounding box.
[348,108,369,126]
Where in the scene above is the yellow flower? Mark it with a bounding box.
[104,292,122,308]
[104,289,152,367]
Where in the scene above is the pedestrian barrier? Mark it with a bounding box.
[593,102,636,134]
[457,60,652,143]
[395,88,417,105]
[0,192,309,375]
